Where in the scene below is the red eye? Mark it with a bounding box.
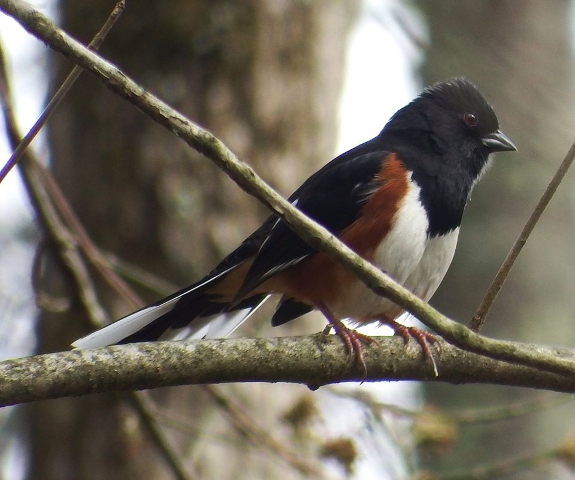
[463,112,478,127]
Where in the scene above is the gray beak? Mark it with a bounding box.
[481,130,517,153]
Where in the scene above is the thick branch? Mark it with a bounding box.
[2,336,575,407]
[2,0,575,379]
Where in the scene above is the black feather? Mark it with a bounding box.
[271,298,312,326]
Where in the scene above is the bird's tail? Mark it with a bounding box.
[72,266,269,349]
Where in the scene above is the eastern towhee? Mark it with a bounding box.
[73,78,516,369]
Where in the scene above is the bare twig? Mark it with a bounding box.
[127,393,199,480]
[0,111,110,325]
[471,140,575,331]
[0,88,190,480]
[427,447,555,480]
[0,0,140,311]
[103,250,180,296]
[449,394,572,424]
[331,388,571,424]
[37,163,141,309]
[204,386,328,478]
[0,0,125,184]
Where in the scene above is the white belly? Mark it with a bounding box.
[403,229,459,301]
[328,178,459,323]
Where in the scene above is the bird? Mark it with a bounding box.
[73,78,516,370]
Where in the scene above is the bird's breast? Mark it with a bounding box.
[265,167,459,324]
[329,177,459,322]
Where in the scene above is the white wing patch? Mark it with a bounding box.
[160,294,271,341]
[72,295,188,349]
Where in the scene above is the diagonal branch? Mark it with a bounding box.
[2,0,575,379]
[0,0,125,183]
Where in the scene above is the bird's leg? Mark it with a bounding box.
[380,317,439,376]
[319,304,377,374]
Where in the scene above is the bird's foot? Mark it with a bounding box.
[321,306,378,376]
[383,319,440,376]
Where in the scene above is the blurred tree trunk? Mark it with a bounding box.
[416,1,575,478]
[26,1,359,479]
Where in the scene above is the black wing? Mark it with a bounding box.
[237,140,392,296]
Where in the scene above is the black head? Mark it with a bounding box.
[420,78,515,153]
[381,78,516,236]
[383,78,516,176]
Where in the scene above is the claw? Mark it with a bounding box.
[319,305,377,376]
[318,305,439,377]
[383,319,440,376]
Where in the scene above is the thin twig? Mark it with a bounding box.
[103,250,180,296]
[450,393,572,424]
[0,0,125,184]
[426,447,555,480]
[0,0,137,310]
[331,388,572,424]
[0,0,139,312]
[127,392,199,480]
[0,127,110,326]
[37,163,141,309]
[204,386,328,478]
[0,86,190,480]
[471,140,575,331]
